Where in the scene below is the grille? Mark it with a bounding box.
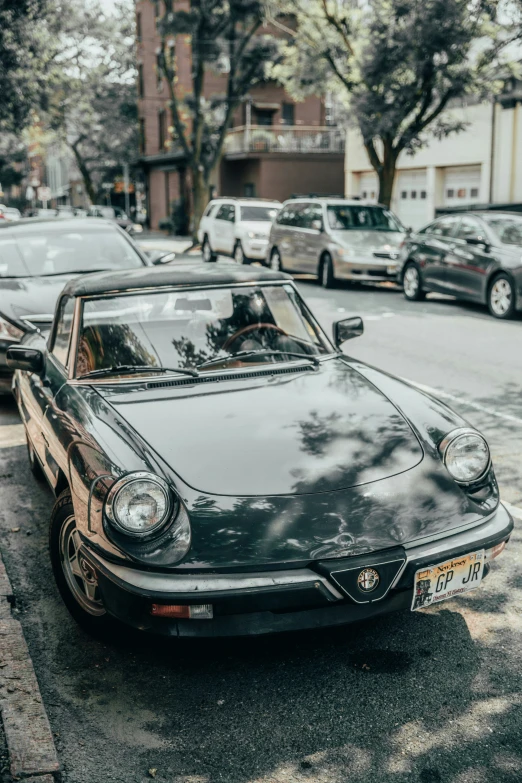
[373,252,393,259]
[146,363,314,390]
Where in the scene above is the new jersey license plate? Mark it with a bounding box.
[411,550,485,611]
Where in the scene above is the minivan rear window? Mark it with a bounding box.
[326,206,402,232]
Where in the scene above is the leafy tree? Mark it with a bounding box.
[156,0,280,238]
[275,0,506,206]
[0,0,53,133]
[45,0,138,204]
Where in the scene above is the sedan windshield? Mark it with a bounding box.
[240,206,280,222]
[0,226,145,278]
[77,284,332,378]
[482,215,522,247]
[327,205,403,232]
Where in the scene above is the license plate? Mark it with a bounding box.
[411,550,484,611]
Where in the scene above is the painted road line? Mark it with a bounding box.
[0,424,25,449]
[408,380,522,427]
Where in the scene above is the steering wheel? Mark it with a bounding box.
[223,322,287,353]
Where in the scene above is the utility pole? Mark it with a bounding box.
[123,163,130,216]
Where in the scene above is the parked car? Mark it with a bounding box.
[2,207,22,221]
[267,198,406,288]
[399,211,522,319]
[0,217,155,394]
[5,263,512,637]
[198,198,281,264]
[87,205,143,235]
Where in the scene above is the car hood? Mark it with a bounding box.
[330,230,404,253]
[100,359,423,497]
[238,220,273,237]
[0,273,81,328]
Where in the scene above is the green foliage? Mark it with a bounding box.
[276,0,508,204]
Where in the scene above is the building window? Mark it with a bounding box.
[138,64,144,98]
[420,190,427,199]
[401,191,407,199]
[156,53,163,91]
[411,190,417,199]
[139,118,146,154]
[154,1,160,19]
[244,183,256,197]
[457,188,466,198]
[254,109,274,126]
[158,109,166,151]
[446,188,455,198]
[136,12,142,41]
[362,191,367,198]
[282,103,295,126]
[470,187,479,198]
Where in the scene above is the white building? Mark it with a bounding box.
[344,81,522,229]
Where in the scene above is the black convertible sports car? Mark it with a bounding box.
[6,264,512,637]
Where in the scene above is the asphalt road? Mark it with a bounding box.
[0,276,521,783]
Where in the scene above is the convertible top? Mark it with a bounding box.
[62,262,291,297]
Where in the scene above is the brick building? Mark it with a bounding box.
[136,1,345,230]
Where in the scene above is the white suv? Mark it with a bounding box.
[198,198,281,264]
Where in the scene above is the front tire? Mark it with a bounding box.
[319,253,335,288]
[402,262,426,301]
[202,236,217,263]
[488,273,516,319]
[49,489,115,637]
[234,242,248,265]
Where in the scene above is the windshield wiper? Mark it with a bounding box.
[197,349,321,371]
[78,364,199,380]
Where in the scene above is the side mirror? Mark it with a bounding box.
[311,219,323,232]
[146,250,176,265]
[465,236,490,251]
[333,317,364,347]
[6,346,45,375]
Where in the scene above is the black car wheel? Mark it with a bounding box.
[270,248,283,272]
[202,236,217,263]
[402,263,426,301]
[50,489,115,636]
[488,274,516,319]
[234,242,248,265]
[319,253,335,288]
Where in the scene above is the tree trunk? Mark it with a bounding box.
[377,143,398,208]
[191,166,208,244]
[69,141,97,205]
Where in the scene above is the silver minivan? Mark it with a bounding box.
[267,198,405,287]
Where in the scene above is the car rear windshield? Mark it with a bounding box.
[77,283,332,378]
[0,227,144,278]
[240,206,280,222]
[482,215,522,247]
[326,205,403,232]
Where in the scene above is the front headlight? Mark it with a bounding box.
[336,247,354,258]
[247,230,267,240]
[0,315,24,342]
[439,428,491,484]
[105,472,173,537]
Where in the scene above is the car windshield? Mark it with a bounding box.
[77,283,332,378]
[327,205,403,232]
[240,206,280,222]
[482,215,522,247]
[0,226,145,278]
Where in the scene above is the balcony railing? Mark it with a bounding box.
[224,125,345,156]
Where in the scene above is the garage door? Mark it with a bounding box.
[359,172,378,202]
[443,166,482,207]
[395,169,429,229]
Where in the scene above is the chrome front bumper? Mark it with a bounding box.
[81,503,513,636]
[333,257,399,281]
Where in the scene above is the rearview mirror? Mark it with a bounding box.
[333,317,364,347]
[6,346,45,375]
[145,249,176,265]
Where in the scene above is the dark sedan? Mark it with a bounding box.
[0,218,152,394]
[398,211,522,318]
[5,263,512,638]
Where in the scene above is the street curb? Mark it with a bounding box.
[0,550,60,781]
